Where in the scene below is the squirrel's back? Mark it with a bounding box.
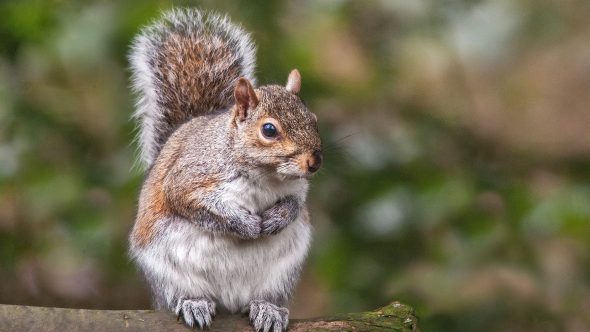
[129,8,256,167]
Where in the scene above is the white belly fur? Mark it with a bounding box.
[133,176,311,312]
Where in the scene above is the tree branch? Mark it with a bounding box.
[0,301,418,332]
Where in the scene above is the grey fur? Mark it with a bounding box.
[176,297,216,329]
[130,8,256,168]
[261,196,301,235]
[128,8,321,332]
[190,206,262,240]
[187,192,300,239]
[250,300,289,332]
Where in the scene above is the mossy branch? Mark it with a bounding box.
[0,301,418,332]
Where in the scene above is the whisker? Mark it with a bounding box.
[330,132,359,144]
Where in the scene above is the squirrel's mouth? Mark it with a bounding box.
[278,174,303,181]
[275,162,319,181]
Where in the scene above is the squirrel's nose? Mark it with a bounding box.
[307,150,322,173]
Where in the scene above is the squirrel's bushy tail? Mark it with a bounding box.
[129,8,256,168]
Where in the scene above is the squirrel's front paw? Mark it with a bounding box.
[260,197,299,235]
[260,207,292,236]
[249,300,289,332]
[175,297,216,330]
[260,215,287,235]
[234,211,262,240]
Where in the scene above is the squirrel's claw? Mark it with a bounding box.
[249,300,289,332]
[260,216,285,235]
[176,297,216,330]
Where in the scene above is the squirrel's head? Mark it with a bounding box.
[231,69,322,179]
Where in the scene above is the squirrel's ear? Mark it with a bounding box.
[286,69,301,94]
[234,78,259,121]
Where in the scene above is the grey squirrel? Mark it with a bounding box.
[127,8,322,332]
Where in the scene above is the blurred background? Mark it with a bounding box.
[1,0,589,330]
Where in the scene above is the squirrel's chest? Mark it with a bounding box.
[220,176,305,213]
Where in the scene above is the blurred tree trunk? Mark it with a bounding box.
[0,301,417,332]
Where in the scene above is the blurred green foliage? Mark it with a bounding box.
[1,0,589,331]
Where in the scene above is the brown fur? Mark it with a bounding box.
[153,32,243,150]
[131,83,321,248]
[232,86,321,173]
[130,12,321,248]
[256,86,321,152]
[131,142,181,247]
[129,11,318,329]
[156,32,240,116]
[130,8,256,166]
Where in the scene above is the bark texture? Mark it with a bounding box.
[0,301,418,332]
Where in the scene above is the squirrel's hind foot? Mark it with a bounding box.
[249,300,289,332]
[175,297,216,329]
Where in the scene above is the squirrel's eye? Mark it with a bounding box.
[261,123,278,138]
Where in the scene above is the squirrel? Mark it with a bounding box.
[127,8,322,332]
